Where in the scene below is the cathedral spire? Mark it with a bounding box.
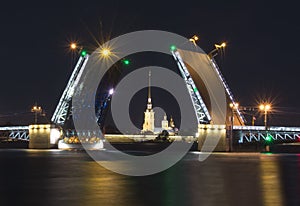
[142,70,155,133]
[148,70,151,103]
[147,71,152,110]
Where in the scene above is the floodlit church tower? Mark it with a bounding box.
[170,116,175,128]
[161,113,169,130]
[142,71,155,133]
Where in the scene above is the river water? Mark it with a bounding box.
[0,149,299,206]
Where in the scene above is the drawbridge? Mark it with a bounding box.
[0,41,247,140]
[50,43,245,132]
[4,37,297,146]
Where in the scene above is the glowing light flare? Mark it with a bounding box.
[259,104,271,111]
[170,45,176,51]
[31,105,42,112]
[70,43,77,50]
[259,104,265,111]
[97,46,118,62]
[100,48,111,57]
[229,102,239,109]
[189,35,199,46]
[81,50,87,57]
[109,88,114,95]
[215,42,226,49]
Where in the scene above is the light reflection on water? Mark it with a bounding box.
[260,155,283,206]
[0,150,299,206]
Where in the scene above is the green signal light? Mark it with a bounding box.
[81,50,87,57]
[193,87,198,92]
[122,59,130,65]
[170,45,176,51]
[266,133,272,142]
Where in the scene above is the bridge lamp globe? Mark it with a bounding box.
[101,48,111,57]
[259,104,271,111]
[229,102,239,110]
[109,88,114,95]
[189,35,199,45]
[70,43,77,50]
[259,104,265,111]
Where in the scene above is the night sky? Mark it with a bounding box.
[0,0,300,126]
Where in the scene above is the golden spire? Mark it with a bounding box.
[147,70,152,110]
[148,70,151,103]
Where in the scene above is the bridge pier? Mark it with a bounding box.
[28,124,61,149]
[197,124,227,152]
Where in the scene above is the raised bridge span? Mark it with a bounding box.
[1,37,299,151]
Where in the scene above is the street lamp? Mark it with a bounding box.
[208,42,226,58]
[189,35,199,46]
[31,105,42,124]
[101,48,111,57]
[69,42,86,56]
[70,43,77,50]
[109,88,114,95]
[98,47,115,61]
[229,102,239,152]
[229,102,239,125]
[259,103,271,130]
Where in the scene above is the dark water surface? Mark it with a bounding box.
[0,149,299,206]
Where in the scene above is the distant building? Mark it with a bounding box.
[161,114,169,130]
[141,71,177,135]
[142,71,155,133]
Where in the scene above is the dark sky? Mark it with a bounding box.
[0,0,300,126]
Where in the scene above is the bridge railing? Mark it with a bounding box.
[0,126,29,141]
[233,126,300,144]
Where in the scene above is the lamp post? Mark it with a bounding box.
[259,103,271,152]
[252,116,256,126]
[31,105,42,124]
[229,102,239,152]
[259,103,271,130]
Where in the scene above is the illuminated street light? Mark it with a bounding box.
[69,42,87,57]
[229,102,239,110]
[260,103,272,152]
[70,43,77,50]
[189,35,199,46]
[100,48,111,57]
[208,42,226,58]
[215,42,226,48]
[259,103,271,130]
[109,88,114,95]
[31,104,42,124]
